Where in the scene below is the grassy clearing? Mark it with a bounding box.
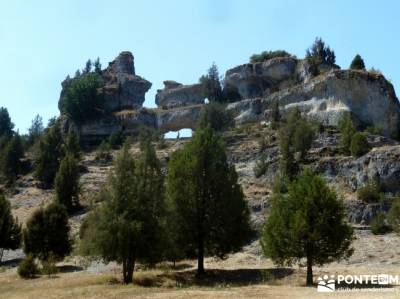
[1,265,399,299]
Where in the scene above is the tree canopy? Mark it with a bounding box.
[306,37,336,65]
[261,169,353,285]
[199,63,224,103]
[80,141,165,283]
[59,73,105,124]
[23,202,71,261]
[0,194,21,263]
[0,107,14,138]
[166,125,252,275]
[350,54,366,70]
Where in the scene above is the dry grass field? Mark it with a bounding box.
[2,229,400,299]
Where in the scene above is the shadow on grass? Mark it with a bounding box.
[58,265,84,273]
[1,258,23,268]
[161,268,294,287]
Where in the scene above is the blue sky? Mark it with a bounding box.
[0,0,399,133]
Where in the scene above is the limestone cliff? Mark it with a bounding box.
[59,52,400,142]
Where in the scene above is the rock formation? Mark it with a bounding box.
[155,80,205,108]
[100,52,152,111]
[59,51,152,114]
[226,69,400,136]
[59,51,400,143]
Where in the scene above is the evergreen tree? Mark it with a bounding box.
[350,54,366,70]
[0,107,14,138]
[270,101,281,129]
[80,142,165,283]
[23,202,71,261]
[166,125,252,275]
[261,169,353,285]
[198,102,233,131]
[278,108,315,179]
[74,69,81,77]
[199,63,224,103]
[305,37,336,65]
[94,57,102,73]
[59,72,104,124]
[28,114,44,146]
[0,194,21,263]
[350,132,370,157]
[0,134,24,183]
[65,132,81,160]
[34,123,64,187]
[338,114,356,154]
[55,154,80,212]
[83,59,92,74]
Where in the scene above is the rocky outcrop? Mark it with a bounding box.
[227,70,400,136]
[155,80,205,108]
[223,57,340,100]
[100,52,152,111]
[224,57,298,99]
[78,106,202,143]
[59,52,152,114]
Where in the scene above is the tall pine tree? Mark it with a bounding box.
[167,125,252,275]
[80,141,165,283]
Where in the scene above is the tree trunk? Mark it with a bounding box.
[306,252,313,286]
[0,248,4,264]
[125,253,135,284]
[122,259,127,283]
[197,233,205,276]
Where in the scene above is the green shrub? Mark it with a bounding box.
[254,155,268,178]
[349,54,365,70]
[18,255,39,279]
[357,181,380,203]
[41,254,58,277]
[198,102,234,131]
[350,132,370,157]
[59,73,105,124]
[387,198,400,232]
[108,131,125,149]
[250,50,294,63]
[95,141,112,162]
[371,213,392,235]
[338,114,356,154]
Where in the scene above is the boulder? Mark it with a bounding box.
[155,80,205,108]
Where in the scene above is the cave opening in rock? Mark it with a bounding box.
[164,128,193,139]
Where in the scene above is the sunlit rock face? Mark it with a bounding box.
[155,80,205,108]
[100,51,152,112]
[227,69,400,137]
[60,52,400,142]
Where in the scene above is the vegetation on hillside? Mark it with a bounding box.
[59,72,105,124]
[250,50,294,63]
[80,141,165,283]
[0,194,21,263]
[306,37,336,65]
[350,54,366,70]
[261,168,354,285]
